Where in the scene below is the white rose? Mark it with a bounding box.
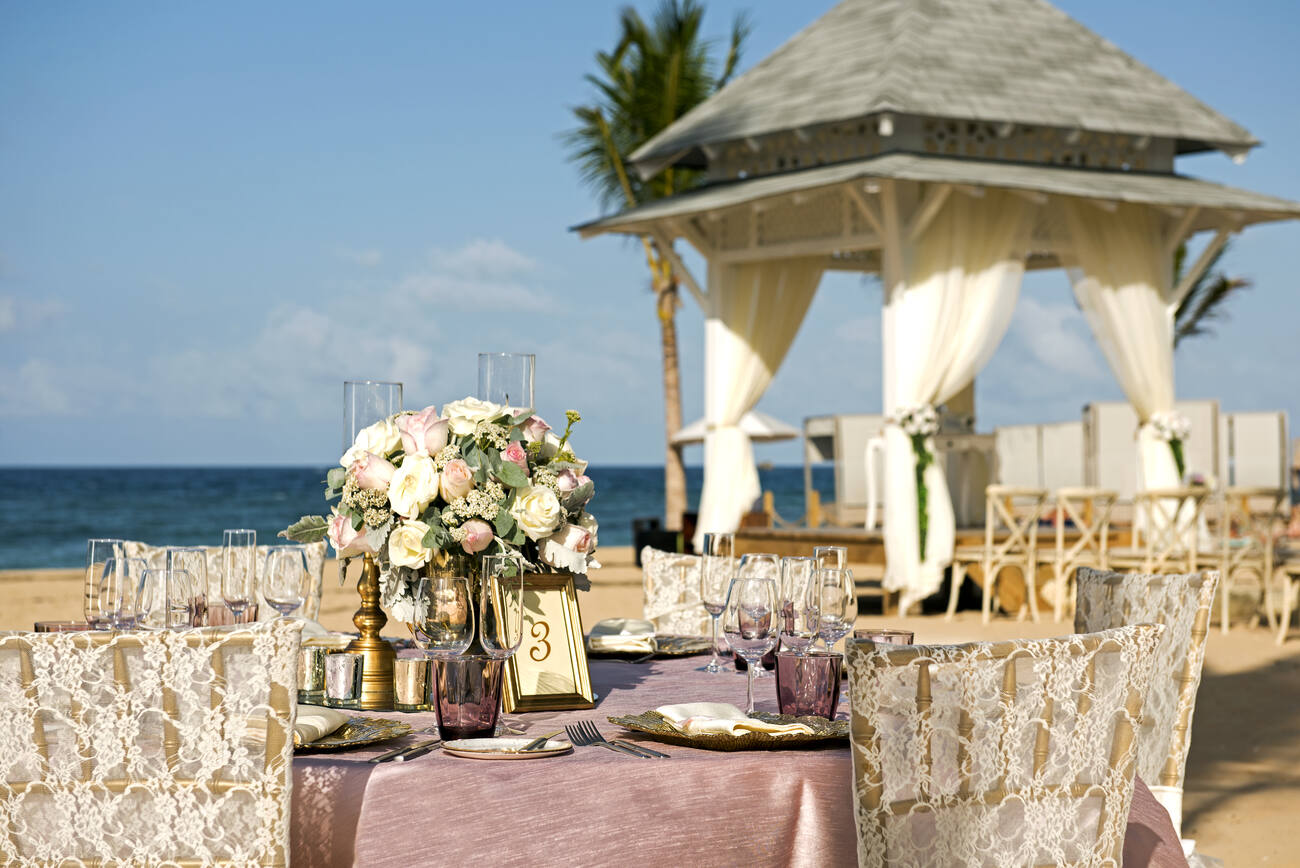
[388,454,440,519]
[538,523,592,574]
[388,520,434,569]
[441,396,507,436]
[341,417,402,465]
[509,485,561,541]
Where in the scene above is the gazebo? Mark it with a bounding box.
[574,0,1300,611]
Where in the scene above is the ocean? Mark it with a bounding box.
[0,465,836,570]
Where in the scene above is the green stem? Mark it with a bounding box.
[911,433,933,562]
[1170,438,1186,480]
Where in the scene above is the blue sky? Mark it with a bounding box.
[1,0,1297,467]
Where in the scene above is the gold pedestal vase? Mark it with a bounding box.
[345,554,396,710]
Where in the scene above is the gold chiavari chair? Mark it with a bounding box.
[1074,568,1218,854]
[0,620,300,866]
[846,624,1162,868]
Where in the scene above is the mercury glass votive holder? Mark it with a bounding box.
[298,647,328,705]
[324,652,365,709]
[393,658,430,712]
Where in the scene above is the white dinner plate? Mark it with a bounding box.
[442,737,574,760]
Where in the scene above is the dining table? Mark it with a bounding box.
[291,654,1190,868]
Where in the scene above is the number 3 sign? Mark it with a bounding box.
[498,573,594,713]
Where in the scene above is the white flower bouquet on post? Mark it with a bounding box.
[282,398,598,621]
[888,404,941,560]
[1148,410,1191,480]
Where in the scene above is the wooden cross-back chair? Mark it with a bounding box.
[1074,568,1217,851]
[1041,488,1119,623]
[0,620,300,866]
[845,624,1162,868]
[949,485,1048,624]
[1109,487,1211,575]
[1214,487,1285,634]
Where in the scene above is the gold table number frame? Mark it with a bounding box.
[498,573,594,713]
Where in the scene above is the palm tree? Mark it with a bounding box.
[565,0,749,532]
[1173,240,1252,347]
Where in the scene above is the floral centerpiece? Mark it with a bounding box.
[888,404,940,560]
[1148,410,1191,480]
[282,397,598,621]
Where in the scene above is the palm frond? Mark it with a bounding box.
[1172,240,1252,347]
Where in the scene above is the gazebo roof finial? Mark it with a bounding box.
[631,0,1257,176]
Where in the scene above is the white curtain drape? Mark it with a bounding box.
[1062,201,1180,491]
[693,258,823,549]
[882,191,1031,611]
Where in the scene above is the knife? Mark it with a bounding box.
[370,738,441,764]
[520,730,564,752]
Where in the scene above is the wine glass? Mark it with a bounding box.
[98,556,143,629]
[779,556,820,655]
[480,553,525,660]
[222,529,257,622]
[722,577,779,714]
[167,546,209,627]
[410,576,475,658]
[738,552,780,580]
[697,532,734,674]
[264,546,310,618]
[813,545,847,571]
[138,564,187,630]
[817,567,857,651]
[85,539,125,629]
[477,353,535,412]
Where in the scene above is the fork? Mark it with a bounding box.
[564,723,649,759]
[575,720,669,759]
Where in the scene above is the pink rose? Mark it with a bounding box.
[328,512,376,557]
[556,469,594,508]
[350,452,396,490]
[460,519,494,555]
[520,415,551,443]
[554,469,579,495]
[439,458,474,501]
[501,441,529,474]
[537,522,594,573]
[398,406,450,457]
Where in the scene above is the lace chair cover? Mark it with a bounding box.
[123,540,328,621]
[846,624,1162,868]
[0,620,301,866]
[640,547,710,635]
[1074,568,1218,839]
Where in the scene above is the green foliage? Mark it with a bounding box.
[1170,438,1186,479]
[910,433,933,561]
[564,0,750,210]
[1172,240,1251,348]
[325,467,346,500]
[495,460,529,489]
[279,515,329,543]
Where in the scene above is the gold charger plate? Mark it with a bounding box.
[295,716,412,753]
[607,711,848,751]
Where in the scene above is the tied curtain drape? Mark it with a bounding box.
[883,191,1031,611]
[1062,201,1181,491]
[693,258,823,550]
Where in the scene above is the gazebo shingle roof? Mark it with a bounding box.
[631,0,1257,171]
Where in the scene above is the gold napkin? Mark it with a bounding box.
[655,702,815,738]
[587,618,656,654]
[293,704,350,747]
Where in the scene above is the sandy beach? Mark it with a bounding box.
[4,546,1296,865]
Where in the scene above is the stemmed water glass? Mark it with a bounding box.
[816,567,857,651]
[85,539,125,629]
[409,576,475,658]
[167,546,209,627]
[264,546,310,618]
[98,556,145,629]
[480,553,525,659]
[738,553,780,676]
[221,529,257,623]
[697,532,734,674]
[779,556,820,655]
[722,577,779,714]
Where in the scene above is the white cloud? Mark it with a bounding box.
[0,294,66,333]
[432,238,536,279]
[0,359,74,415]
[336,247,383,267]
[395,238,552,312]
[1009,296,1103,380]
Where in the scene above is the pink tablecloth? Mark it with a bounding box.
[291,656,1187,867]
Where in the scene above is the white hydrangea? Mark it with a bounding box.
[888,404,940,437]
[1149,411,1191,442]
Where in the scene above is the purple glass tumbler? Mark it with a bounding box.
[775,651,842,719]
[433,655,505,740]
